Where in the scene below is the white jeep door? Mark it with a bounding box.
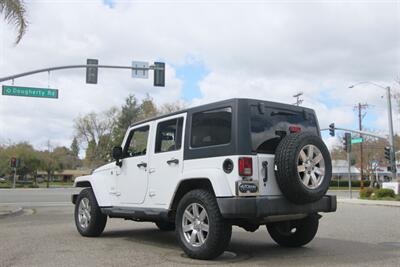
[147,114,186,207]
[116,123,152,205]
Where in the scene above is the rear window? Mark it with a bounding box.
[191,107,232,148]
[250,105,318,153]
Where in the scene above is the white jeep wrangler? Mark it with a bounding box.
[72,98,336,260]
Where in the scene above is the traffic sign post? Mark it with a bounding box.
[2,85,58,99]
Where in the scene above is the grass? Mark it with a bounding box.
[329,186,360,191]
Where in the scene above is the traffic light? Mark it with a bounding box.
[153,62,165,87]
[384,146,391,160]
[86,58,99,84]
[343,133,351,153]
[10,157,17,168]
[329,123,335,137]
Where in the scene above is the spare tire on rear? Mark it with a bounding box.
[274,132,332,204]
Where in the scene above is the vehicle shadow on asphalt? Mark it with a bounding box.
[100,227,399,265]
[101,227,180,249]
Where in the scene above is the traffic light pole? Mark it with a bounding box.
[0,64,164,83]
[347,150,352,199]
[323,121,396,181]
[13,167,16,189]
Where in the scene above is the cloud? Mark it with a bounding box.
[0,1,399,150]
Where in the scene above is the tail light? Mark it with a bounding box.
[289,126,301,133]
[239,157,253,176]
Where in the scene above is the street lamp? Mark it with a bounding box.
[348,81,396,180]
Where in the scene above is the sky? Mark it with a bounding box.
[0,0,399,153]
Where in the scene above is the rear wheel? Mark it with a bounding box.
[267,214,319,247]
[175,189,232,260]
[155,221,175,231]
[74,188,107,237]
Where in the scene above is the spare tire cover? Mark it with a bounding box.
[274,132,332,204]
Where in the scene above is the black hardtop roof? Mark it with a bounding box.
[129,98,315,128]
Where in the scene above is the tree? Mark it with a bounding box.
[40,150,63,188]
[138,94,158,120]
[0,0,28,44]
[74,107,119,168]
[70,137,79,157]
[0,142,40,180]
[159,101,186,115]
[53,146,81,170]
[113,94,141,145]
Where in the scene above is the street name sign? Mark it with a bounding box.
[351,137,364,144]
[132,61,149,79]
[2,85,58,99]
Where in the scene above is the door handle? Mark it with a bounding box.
[166,158,179,165]
[137,162,147,168]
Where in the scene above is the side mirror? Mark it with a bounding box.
[112,146,123,167]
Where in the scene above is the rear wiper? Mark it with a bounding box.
[270,111,296,116]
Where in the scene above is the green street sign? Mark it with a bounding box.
[2,85,58,99]
[351,137,364,144]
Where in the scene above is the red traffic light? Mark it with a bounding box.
[10,157,17,168]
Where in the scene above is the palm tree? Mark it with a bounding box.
[0,0,28,44]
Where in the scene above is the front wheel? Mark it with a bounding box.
[267,214,319,247]
[74,188,107,237]
[175,189,232,260]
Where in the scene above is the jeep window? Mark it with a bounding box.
[124,126,149,157]
[250,105,318,154]
[191,107,232,148]
[155,117,184,153]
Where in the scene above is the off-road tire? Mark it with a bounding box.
[267,214,319,247]
[175,189,232,260]
[275,132,332,204]
[74,188,107,237]
[155,221,175,231]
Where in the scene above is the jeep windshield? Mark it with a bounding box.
[250,103,319,154]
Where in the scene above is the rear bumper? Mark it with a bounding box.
[217,195,337,219]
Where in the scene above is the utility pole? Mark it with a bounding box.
[293,92,303,106]
[385,86,397,180]
[355,103,369,189]
[348,82,396,181]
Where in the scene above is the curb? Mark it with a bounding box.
[0,207,23,218]
[338,198,400,207]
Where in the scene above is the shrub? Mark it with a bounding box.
[359,187,374,199]
[330,180,371,188]
[375,188,395,198]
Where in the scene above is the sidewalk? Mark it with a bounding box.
[338,198,400,207]
[0,206,23,218]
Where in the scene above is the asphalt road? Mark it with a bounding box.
[0,188,80,206]
[0,189,399,266]
[0,188,351,206]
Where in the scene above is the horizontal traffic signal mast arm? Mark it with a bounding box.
[0,64,164,83]
[321,126,387,140]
